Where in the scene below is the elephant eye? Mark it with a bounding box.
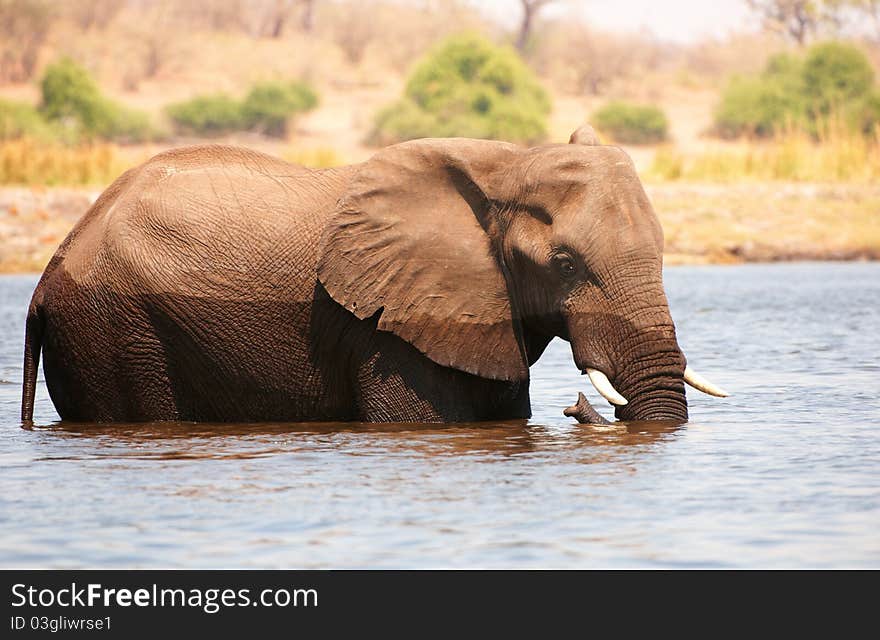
[552,252,576,278]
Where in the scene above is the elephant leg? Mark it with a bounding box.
[115,302,180,421]
[355,343,463,422]
[41,275,179,422]
[353,331,527,423]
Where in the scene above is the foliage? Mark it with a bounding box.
[714,42,878,138]
[39,58,154,143]
[167,81,318,138]
[166,94,244,136]
[713,75,807,138]
[369,34,551,145]
[850,89,880,136]
[0,99,54,141]
[240,81,319,136]
[592,101,669,144]
[801,41,874,116]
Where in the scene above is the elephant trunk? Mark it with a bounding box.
[566,300,689,423]
[611,344,688,422]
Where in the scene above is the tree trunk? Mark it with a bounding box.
[516,2,535,52]
[301,0,315,32]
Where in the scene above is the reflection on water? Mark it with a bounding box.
[1,263,879,568]
[34,419,684,461]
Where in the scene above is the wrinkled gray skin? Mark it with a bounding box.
[564,392,610,425]
[22,128,688,424]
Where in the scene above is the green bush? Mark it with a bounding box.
[166,94,244,136]
[0,99,54,141]
[369,34,551,145]
[167,80,318,138]
[714,75,807,138]
[371,99,443,143]
[38,58,154,143]
[0,59,154,144]
[714,42,877,139]
[100,105,154,143]
[239,81,319,136]
[802,42,874,117]
[847,89,880,136]
[714,53,809,138]
[592,101,669,144]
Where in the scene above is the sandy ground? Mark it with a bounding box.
[3,180,877,274]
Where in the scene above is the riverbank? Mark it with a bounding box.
[1,182,878,273]
[649,182,880,265]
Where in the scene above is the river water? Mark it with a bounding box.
[0,263,878,568]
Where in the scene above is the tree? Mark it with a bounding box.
[263,0,296,38]
[516,0,554,52]
[300,0,315,32]
[530,19,661,96]
[827,0,880,41]
[746,0,820,45]
[857,0,880,40]
[66,0,122,31]
[332,2,376,63]
[0,0,53,83]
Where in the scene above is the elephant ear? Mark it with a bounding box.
[569,124,601,145]
[317,138,528,381]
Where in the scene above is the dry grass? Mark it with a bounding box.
[0,138,349,187]
[648,122,880,183]
[283,146,345,168]
[0,138,132,186]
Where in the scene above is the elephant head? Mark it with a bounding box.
[317,128,727,422]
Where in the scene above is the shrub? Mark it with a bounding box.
[714,75,807,138]
[38,58,154,143]
[369,34,551,145]
[0,99,54,141]
[166,94,244,136]
[802,42,874,117]
[99,105,155,143]
[592,101,668,144]
[167,81,318,138]
[713,42,877,139]
[239,81,319,137]
[849,89,880,136]
[714,53,809,138]
[371,99,443,144]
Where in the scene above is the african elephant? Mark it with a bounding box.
[21,126,727,424]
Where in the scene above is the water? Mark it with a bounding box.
[1,263,878,568]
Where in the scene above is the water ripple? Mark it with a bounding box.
[1,264,879,567]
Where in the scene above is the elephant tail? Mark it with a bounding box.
[21,303,43,424]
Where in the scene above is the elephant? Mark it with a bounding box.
[20,126,727,425]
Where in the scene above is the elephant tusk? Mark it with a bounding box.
[683,365,729,397]
[585,368,628,406]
